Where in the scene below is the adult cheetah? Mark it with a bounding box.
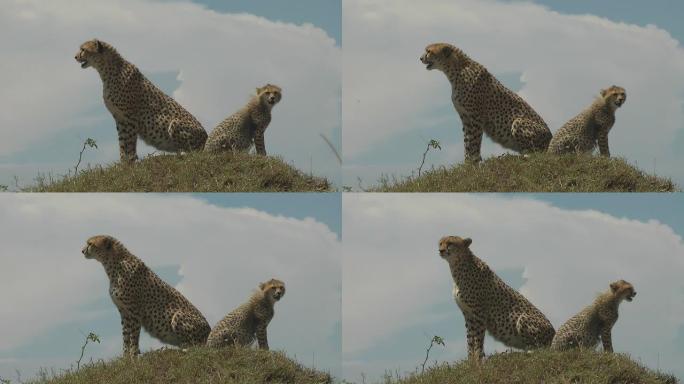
[551,280,636,352]
[82,235,211,355]
[75,39,208,162]
[548,86,626,156]
[204,84,282,155]
[206,279,285,350]
[420,43,552,162]
[438,236,555,361]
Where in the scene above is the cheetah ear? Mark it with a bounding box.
[440,45,453,58]
[103,237,113,250]
[600,88,608,97]
[259,282,266,290]
[609,282,619,292]
[94,39,103,53]
[463,238,472,247]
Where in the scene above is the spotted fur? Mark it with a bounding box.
[420,43,552,162]
[551,280,636,352]
[548,86,626,156]
[204,85,282,155]
[75,39,208,162]
[206,279,285,350]
[438,236,555,361]
[82,235,210,356]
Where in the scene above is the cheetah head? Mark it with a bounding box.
[421,43,455,71]
[260,278,286,303]
[82,235,116,260]
[74,39,111,69]
[600,85,626,109]
[257,84,282,109]
[438,235,472,261]
[610,279,636,302]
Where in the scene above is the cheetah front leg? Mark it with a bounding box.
[254,129,267,156]
[120,313,141,356]
[511,118,552,153]
[255,322,269,350]
[116,121,138,163]
[600,325,614,352]
[464,316,485,361]
[462,121,483,163]
[597,131,610,157]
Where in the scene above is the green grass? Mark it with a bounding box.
[380,350,678,384]
[28,347,332,384]
[28,152,331,192]
[374,153,677,192]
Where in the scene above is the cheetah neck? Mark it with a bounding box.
[446,252,479,281]
[93,53,130,84]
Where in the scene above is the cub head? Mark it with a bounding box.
[259,278,286,303]
[600,85,626,109]
[438,235,473,261]
[420,43,456,71]
[74,39,112,69]
[82,235,117,261]
[256,84,282,108]
[609,279,636,302]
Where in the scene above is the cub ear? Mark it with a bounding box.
[609,281,619,292]
[463,237,472,247]
[600,88,608,97]
[440,45,453,58]
[94,39,103,53]
[259,282,266,290]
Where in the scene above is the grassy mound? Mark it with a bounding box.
[385,350,677,384]
[375,153,677,192]
[29,347,332,384]
[29,152,330,192]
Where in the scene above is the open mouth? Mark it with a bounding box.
[626,292,636,301]
[79,60,89,68]
[614,99,624,107]
[425,61,434,70]
[267,98,277,105]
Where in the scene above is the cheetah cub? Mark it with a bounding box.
[551,280,636,352]
[438,236,555,361]
[82,235,211,356]
[206,279,285,350]
[421,43,552,162]
[548,86,626,156]
[75,39,208,162]
[204,85,282,155]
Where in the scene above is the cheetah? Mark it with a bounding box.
[82,235,211,356]
[420,43,552,162]
[548,86,626,156]
[206,279,285,350]
[438,236,555,361]
[75,39,208,162]
[551,280,636,352]
[204,84,282,155]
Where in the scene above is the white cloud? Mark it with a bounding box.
[0,0,340,183]
[342,194,684,380]
[343,0,684,185]
[0,194,341,379]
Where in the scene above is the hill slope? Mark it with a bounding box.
[375,153,677,192]
[29,347,332,384]
[386,350,677,384]
[29,152,331,192]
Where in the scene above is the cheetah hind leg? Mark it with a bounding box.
[516,313,554,349]
[171,310,211,347]
[168,120,207,152]
[511,118,552,153]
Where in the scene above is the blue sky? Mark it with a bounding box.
[343,0,684,189]
[343,193,684,383]
[186,0,341,45]
[0,194,342,381]
[0,0,341,188]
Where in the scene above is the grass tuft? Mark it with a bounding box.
[382,349,678,384]
[28,151,331,192]
[29,347,332,384]
[375,153,677,192]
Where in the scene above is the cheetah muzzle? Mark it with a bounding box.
[419,54,434,70]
